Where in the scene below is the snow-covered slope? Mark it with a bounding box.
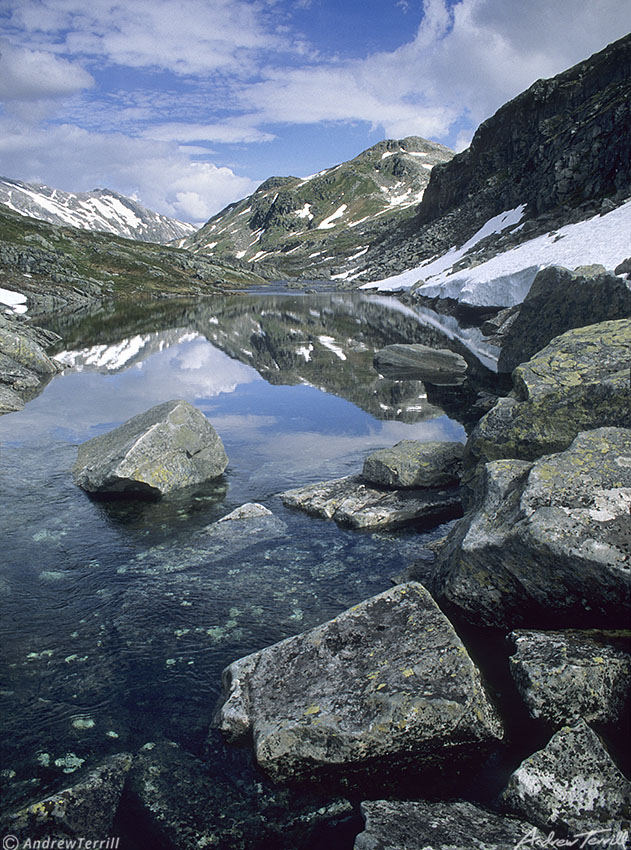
[362,199,631,307]
[0,177,196,244]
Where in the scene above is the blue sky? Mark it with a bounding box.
[0,0,629,224]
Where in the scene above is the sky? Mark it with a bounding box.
[0,1,629,226]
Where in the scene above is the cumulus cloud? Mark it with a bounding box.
[0,39,93,101]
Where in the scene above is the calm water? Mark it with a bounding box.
[0,292,496,826]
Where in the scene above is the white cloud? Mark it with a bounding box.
[143,121,276,145]
[0,39,94,101]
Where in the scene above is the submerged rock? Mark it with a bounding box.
[362,440,464,489]
[373,343,468,385]
[501,718,631,835]
[433,428,631,628]
[509,630,631,726]
[214,582,503,784]
[355,799,541,850]
[219,502,273,522]
[72,399,228,498]
[280,474,462,530]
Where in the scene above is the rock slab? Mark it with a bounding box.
[373,343,468,385]
[362,440,464,489]
[214,582,503,783]
[73,398,228,498]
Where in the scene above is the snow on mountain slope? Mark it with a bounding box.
[0,177,196,244]
[362,199,631,307]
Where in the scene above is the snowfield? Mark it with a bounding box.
[362,200,631,307]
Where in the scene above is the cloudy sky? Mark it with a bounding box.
[1,0,629,224]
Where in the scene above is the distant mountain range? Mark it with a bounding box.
[0,178,196,244]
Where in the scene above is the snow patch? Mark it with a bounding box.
[318,204,348,230]
[0,287,28,314]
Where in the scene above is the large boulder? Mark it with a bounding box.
[373,343,468,385]
[470,319,631,464]
[501,719,631,835]
[73,399,228,498]
[509,630,631,726]
[354,799,542,850]
[362,440,464,489]
[432,428,631,628]
[214,582,503,784]
[497,265,631,373]
[280,474,462,530]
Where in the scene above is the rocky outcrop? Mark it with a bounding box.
[432,427,631,628]
[355,799,541,850]
[495,265,631,372]
[214,582,503,784]
[72,399,228,498]
[362,440,464,489]
[508,630,631,726]
[0,313,61,413]
[373,343,468,384]
[280,474,462,530]
[470,319,631,464]
[501,719,631,835]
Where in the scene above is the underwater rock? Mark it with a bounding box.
[501,718,631,835]
[433,427,631,628]
[354,799,542,850]
[373,343,468,384]
[280,474,462,530]
[72,398,228,498]
[214,582,503,784]
[219,502,273,521]
[362,440,464,489]
[509,630,631,726]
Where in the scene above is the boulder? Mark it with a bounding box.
[4,753,131,840]
[73,399,228,498]
[362,440,464,489]
[0,324,59,375]
[373,343,468,385]
[355,799,542,850]
[214,582,503,784]
[501,719,631,835]
[509,630,631,726]
[219,502,273,522]
[497,265,631,373]
[470,319,631,464]
[0,383,25,413]
[433,428,631,628]
[280,474,462,530]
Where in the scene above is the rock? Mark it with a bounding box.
[615,257,631,276]
[0,324,59,375]
[373,343,468,385]
[0,383,25,413]
[433,428,631,628]
[497,266,631,372]
[362,440,464,489]
[72,399,228,498]
[219,502,273,521]
[4,753,131,839]
[213,582,503,784]
[470,319,631,464]
[354,799,542,850]
[509,630,631,726]
[501,719,631,835]
[280,474,462,530]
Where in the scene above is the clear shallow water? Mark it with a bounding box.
[0,292,482,817]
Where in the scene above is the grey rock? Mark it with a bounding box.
[214,582,503,783]
[497,266,631,372]
[362,440,464,489]
[219,502,273,521]
[0,383,25,413]
[501,719,631,835]
[73,399,228,498]
[0,325,58,375]
[355,799,542,850]
[615,257,631,276]
[433,428,631,628]
[373,343,468,385]
[280,474,462,530]
[509,630,631,726]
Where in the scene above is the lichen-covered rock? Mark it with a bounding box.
[354,799,542,850]
[433,428,631,628]
[73,399,228,498]
[214,582,503,783]
[362,440,464,489]
[497,266,631,373]
[373,343,468,385]
[280,474,462,530]
[4,753,131,840]
[509,630,631,725]
[501,719,631,835]
[0,324,59,375]
[470,319,631,464]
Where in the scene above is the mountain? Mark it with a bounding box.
[184,136,453,280]
[0,177,196,244]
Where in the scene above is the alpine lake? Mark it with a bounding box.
[0,289,508,845]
